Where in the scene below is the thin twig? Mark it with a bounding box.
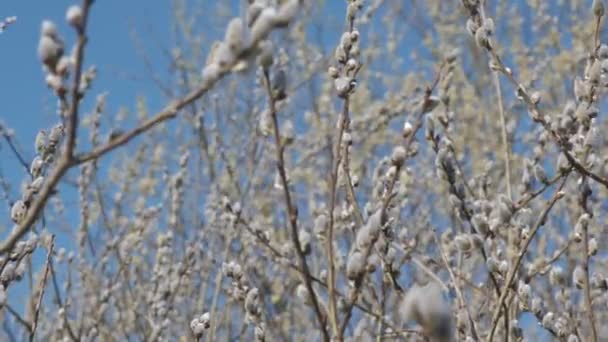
[327,14,357,337]
[262,68,330,342]
[0,3,302,255]
[487,174,569,341]
[29,235,55,342]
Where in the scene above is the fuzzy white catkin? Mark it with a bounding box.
[542,312,554,328]
[214,42,235,70]
[250,8,277,43]
[245,288,259,310]
[403,121,414,136]
[327,66,339,78]
[313,213,327,237]
[391,146,407,166]
[48,123,64,144]
[30,156,44,177]
[298,230,311,255]
[296,283,310,304]
[281,119,295,144]
[550,266,565,286]
[38,35,63,70]
[533,164,549,184]
[35,130,47,154]
[201,63,220,84]
[275,0,299,26]
[41,20,59,39]
[346,250,366,280]
[11,200,27,224]
[258,40,274,69]
[588,237,598,256]
[400,282,452,341]
[66,5,83,29]
[593,0,605,17]
[355,209,382,250]
[190,312,210,336]
[573,265,585,289]
[30,177,44,192]
[224,18,245,53]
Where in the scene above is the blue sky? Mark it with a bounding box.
[0,0,172,178]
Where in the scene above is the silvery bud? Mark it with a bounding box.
[11,200,27,224]
[572,265,585,289]
[30,156,44,177]
[593,0,605,17]
[346,250,366,280]
[66,5,83,30]
[391,146,407,167]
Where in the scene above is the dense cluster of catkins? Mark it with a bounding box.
[5,0,608,341]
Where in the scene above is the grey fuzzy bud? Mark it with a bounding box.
[471,214,489,235]
[487,257,500,274]
[356,209,382,250]
[298,230,311,255]
[244,288,260,316]
[328,66,339,78]
[313,213,328,238]
[550,266,566,286]
[49,123,64,145]
[454,234,472,252]
[533,164,549,184]
[517,281,531,305]
[340,32,353,50]
[335,45,347,64]
[246,3,264,27]
[29,177,44,193]
[542,312,554,328]
[466,18,479,37]
[573,265,585,289]
[66,5,83,30]
[41,20,59,39]
[30,156,44,177]
[403,121,414,137]
[275,0,299,26]
[593,0,605,17]
[346,250,366,280]
[38,35,63,71]
[400,282,452,341]
[250,8,277,42]
[11,200,27,224]
[258,40,274,69]
[296,283,311,304]
[35,130,47,155]
[335,76,351,97]
[202,63,220,84]
[224,18,245,53]
[531,297,542,315]
[391,146,407,167]
[588,237,598,256]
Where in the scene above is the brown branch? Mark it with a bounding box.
[0,2,301,256]
[262,68,330,342]
[487,174,569,341]
[29,235,55,342]
[337,68,446,337]
[64,0,93,159]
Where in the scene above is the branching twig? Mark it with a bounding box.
[262,68,330,342]
[487,174,569,341]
